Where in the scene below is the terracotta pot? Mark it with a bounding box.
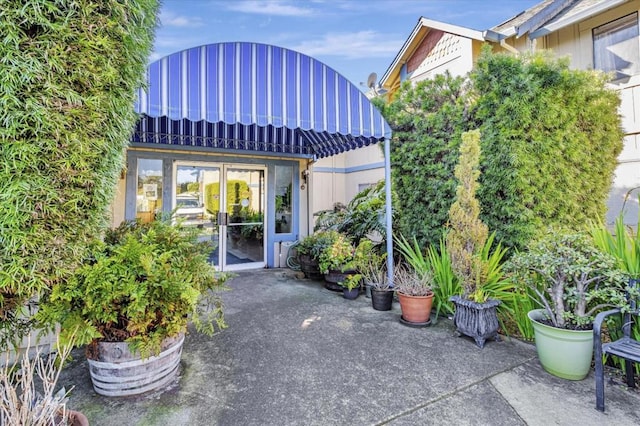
[397,292,434,323]
[55,409,89,426]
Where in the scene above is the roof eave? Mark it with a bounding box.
[529,0,630,39]
[380,17,484,88]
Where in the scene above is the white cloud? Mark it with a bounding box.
[159,10,205,27]
[291,31,402,59]
[227,1,314,17]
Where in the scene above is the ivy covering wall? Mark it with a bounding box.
[0,0,158,349]
[382,48,624,251]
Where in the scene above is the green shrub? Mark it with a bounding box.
[446,130,489,302]
[379,73,468,248]
[0,0,159,350]
[472,48,623,250]
[381,49,623,253]
[37,218,228,359]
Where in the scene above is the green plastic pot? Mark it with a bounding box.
[528,309,593,380]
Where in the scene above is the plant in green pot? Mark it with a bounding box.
[37,218,229,396]
[507,231,627,380]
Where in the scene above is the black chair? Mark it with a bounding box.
[593,279,639,412]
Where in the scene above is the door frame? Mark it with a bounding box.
[172,160,267,271]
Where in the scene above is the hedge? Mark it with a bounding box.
[0,0,159,349]
[382,48,623,252]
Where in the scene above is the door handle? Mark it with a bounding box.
[217,212,228,226]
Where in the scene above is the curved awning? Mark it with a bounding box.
[132,42,391,159]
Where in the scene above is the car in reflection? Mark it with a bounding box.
[175,195,205,220]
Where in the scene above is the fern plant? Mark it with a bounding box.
[38,218,229,359]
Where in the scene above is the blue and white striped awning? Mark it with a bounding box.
[132,42,391,159]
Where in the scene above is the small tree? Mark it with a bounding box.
[446,130,488,302]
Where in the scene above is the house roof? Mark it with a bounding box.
[380,17,483,88]
[133,42,391,159]
[491,0,631,40]
[529,0,630,38]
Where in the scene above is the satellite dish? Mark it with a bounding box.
[366,72,377,89]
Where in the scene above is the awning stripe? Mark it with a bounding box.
[133,42,390,158]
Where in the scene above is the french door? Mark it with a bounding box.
[173,162,266,271]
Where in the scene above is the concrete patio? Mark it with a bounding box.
[58,269,640,425]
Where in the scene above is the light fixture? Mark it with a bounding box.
[301,169,310,190]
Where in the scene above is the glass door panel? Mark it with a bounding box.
[224,167,265,269]
[174,164,221,267]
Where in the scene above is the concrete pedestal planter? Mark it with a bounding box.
[87,334,184,397]
[450,296,501,348]
[528,309,593,380]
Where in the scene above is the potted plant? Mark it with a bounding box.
[355,239,392,310]
[339,274,362,300]
[393,264,435,326]
[507,231,627,380]
[317,231,356,292]
[295,231,334,280]
[37,218,229,396]
[446,130,508,348]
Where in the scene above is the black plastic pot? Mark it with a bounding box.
[371,289,393,311]
[324,269,356,292]
[343,287,359,300]
[299,254,323,280]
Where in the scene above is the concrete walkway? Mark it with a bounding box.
[59,269,640,425]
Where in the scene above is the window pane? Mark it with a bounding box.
[136,159,163,223]
[275,166,293,234]
[594,13,639,80]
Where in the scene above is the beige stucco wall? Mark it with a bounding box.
[409,35,476,82]
[311,155,347,215]
[311,143,386,221]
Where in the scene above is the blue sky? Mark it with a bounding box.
[154,0,540,88]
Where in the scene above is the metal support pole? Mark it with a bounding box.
[384,138,394,286]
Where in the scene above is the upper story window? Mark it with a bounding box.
[593,12,640,81]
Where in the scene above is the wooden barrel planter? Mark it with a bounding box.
[87,334,184,397]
